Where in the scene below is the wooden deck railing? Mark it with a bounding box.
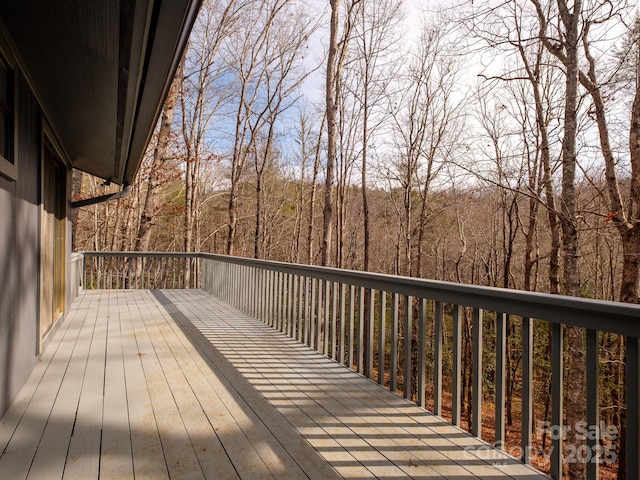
[81,251,200,290]
[76,251,640,480]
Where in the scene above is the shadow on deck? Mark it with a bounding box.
[0,289,546,479]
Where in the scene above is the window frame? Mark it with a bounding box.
[0,31,17,181]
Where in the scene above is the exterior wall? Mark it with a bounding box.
[0,69,58,417]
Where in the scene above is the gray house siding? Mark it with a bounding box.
[0,71,46,416]
[0,0,200,421]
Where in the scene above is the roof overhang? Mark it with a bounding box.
[0,0,200,185]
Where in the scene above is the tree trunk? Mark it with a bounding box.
[322,0,341,267]
[560,2,584,477]
[403,177,412,277]
[307,114,325,265]
[361,48,370,272]
[135,73,179,254]
[254,175,262,259]
[534,1,585,477]
[362,126,370,272]
[227,174,240,256]
[619,65,640,304]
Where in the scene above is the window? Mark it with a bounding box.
[0,55,15,180]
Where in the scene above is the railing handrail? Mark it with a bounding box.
[78,250,640,337]
[82,251,200,259]
[195,252,640,338]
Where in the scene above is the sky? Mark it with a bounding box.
[300,0,433,102]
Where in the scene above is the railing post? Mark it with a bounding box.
[339,283,346,364]
[88,255,93,289]
[223,261,228,300]
[278,271,285,331]
[261,268,267,323]
[246,265,251,313]
[275,269,280,326]
[272,269,278,327]
[378,291,386,386]
[417,298,426,408]
[521,316,533,463]
[269,270,276,327]
[236,264,241,308]
[348,285,355,370]
[403,295,413,401]
[290,274,296,337]
[433,301,443,416]
[254,267,260,319]
[289,274,296,338]
[324,280,330,356]
[309,278,316,348]
[307,276,312,343]
[366,289,375,379]
[331,282,338,361]
[281,271,287,331]
[81,254,86,290]
[262,269,267,322]
[241,264,246,311]
[471,307,483,437]
[358,287,365,375]
[285,272,291,332]
[627,336,639,480]
[316,279,323,351]
[279,271,284,331]
[495,312,506,449]
[551,322,564,480]
[249,267,254,317]
[390,292,399,394]
[586,328,599,480]
[297,276,304,343]
[452,304,462,426]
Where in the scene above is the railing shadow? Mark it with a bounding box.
[0,290,334,479]
[154,289,546,479]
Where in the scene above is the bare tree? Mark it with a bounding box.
[308,112,326,264]
[135,66,182,255]
[386,19,463,277]
[576,6,639,305]
[322,0,360,266]
[180,0,244,284]
[348,0,402,271]
[322,0,342,266]
[290,107,317,263]
[245,2,319,258]
[224,0,315,256]
[530,2,618,479]
[531,0,581,297]
[511,2,563,294]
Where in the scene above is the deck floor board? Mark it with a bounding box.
[64,294,108,480]
[0,289,547,479]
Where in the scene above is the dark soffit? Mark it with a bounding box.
[0,0,200,185]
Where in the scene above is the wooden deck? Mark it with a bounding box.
[0,289,547,479]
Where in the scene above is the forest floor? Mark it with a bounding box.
[371,367,617,479]
[429,394,618,479]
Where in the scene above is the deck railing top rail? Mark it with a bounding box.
[79,251,640,336]
[197,253,640,338]
[82,251,199,259]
